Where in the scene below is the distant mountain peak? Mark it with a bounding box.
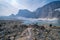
[10,14,15,16]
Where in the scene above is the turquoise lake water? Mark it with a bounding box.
[23,20,60,26]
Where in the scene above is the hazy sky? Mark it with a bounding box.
[0,0,59,16]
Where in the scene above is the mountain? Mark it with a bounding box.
[9,14,15,17]
[52,10,60,18]
[0,1,60,20]
[13,1,60,18]
[35,1,60,18]
[15,9,35,18]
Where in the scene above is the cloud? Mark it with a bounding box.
[0,0,59,16]
[0,0,18,16]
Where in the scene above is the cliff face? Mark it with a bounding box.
[35,1,60,18]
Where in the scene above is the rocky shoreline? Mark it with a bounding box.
[0,20,60,40]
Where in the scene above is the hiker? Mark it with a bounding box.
[49,24,52,27]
